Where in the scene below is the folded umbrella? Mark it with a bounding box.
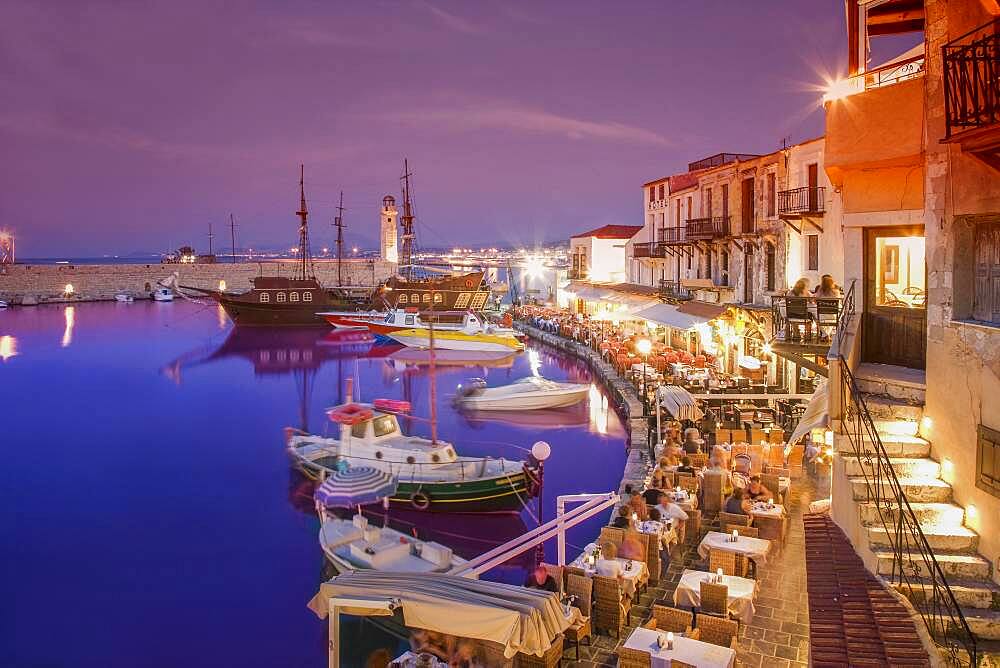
[314,466,399,508]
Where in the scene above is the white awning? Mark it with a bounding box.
[634,303,710,330]
[787,379,829,448]
[309,572,570,659]
[657,385,704,421]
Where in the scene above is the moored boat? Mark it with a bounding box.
[151,287,174,302]
[455,376,590,411]
[285,400,538,513]
[114,292,134,303]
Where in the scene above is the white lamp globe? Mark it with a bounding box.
[636,339,652,355]
[531,441,551,461]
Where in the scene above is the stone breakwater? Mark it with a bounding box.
[0,260,395,303]
[513,322,654,499]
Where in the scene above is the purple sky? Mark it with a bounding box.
[2,1,852,257]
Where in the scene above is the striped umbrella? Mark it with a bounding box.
[314,466,399,508]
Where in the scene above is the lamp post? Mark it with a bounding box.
[636,338,652,419]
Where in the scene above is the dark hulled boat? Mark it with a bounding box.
[373,271,492,312]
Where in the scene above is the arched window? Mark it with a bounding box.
[303,291,313,302]
[276,292,287,303]
[399,294,409,304]
[422,293,431,303]
[289,292,300,302]
[433,293,443,303]
[411,293,420,303]
[260,292,270,303]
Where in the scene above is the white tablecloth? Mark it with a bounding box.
[672,569,759,624]
[639,520,678,549]
[697,531,772,566]
[568,555,648,597]
[623,627,736,668]
[391,651,448,668]
[750,502,785,519]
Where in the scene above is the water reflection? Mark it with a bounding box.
[0,334,17,361]
[61,306,75,348]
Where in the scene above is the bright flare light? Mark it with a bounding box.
[524,256,545,280]
[0,335,18,362]
[636,338,652,356]
[218,280,227,291]
[63,283,74,295]
[822,76,863,103]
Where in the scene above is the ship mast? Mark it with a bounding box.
[400,159,415,280]
[334,191,345,287]
[295,164,313,281]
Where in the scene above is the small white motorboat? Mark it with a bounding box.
[455,376,590,411]
[114,292,134,303]
[0,300,7,309]
[152,287,174,302]
[317,512,467,574]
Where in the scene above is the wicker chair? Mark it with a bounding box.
[722,524,758,538]
[643,604,695,635]
[599,526,625,547]
[718,512,751,528]
[699,580,729,617]
[787,444,804,477]
[624,530,650,564]
[701,471,725,514]
[565,574,592,659]
[593,575,630,638]
[678,476,699,494]
[514,633,563,667]
[766,444,785,468]
[541,563,564,594]
[694,614,739,649]
[689,453,708,468]
[754,514,785,542]
[616,647,651,668]
[685,509,702,544]
[644,527,661,584]
[661,471,676,488]
[762,473,785,505]
[564,565,587,581]
[709,548,748,578]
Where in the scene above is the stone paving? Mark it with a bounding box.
[561,474,820,667]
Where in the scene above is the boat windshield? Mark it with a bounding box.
[372,415,398,438]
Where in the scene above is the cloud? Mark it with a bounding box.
[416,1,482,35]
[383,103,671,147]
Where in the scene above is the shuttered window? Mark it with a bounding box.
[807,235,819,271]
[766,243,776,292]
[973,222,1000,325]
[977,425,1000,498]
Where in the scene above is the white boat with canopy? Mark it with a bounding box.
[455,376,590,411]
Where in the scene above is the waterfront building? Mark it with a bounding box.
[568,224,641,283]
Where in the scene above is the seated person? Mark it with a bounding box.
[649,467,669,491]
[661,449,681,467]
[647,506,662,522]
[654,491,689,523]
[746,475,774,503]
[524,564,559,592]
[682,428,703,455]
[611,504,634,529]
[676,456,696,475]
[711,444,730,471]
[643,485,663,506]
[724,487,753,516]
[705,456,732,490]
[629,490,649,521]
[618,533,644,560]
[595,541,623,579]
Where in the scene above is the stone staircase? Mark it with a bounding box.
[841,364,1000,643]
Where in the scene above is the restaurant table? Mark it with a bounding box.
[390,651,449,668]
[750,502,785,519]
[568,554,649,598]
[623,627,736,668]
[672,569,759,624]
[666,489,698,512]
[697,531,772,567]
[639,519,678,549]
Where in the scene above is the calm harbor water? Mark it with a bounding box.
[0,301,626,667]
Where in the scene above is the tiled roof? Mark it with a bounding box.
[570,225,643,240]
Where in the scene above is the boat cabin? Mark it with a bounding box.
[334,406,459,465]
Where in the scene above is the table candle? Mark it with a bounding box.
[716,567,724,582]
[666,631,674,650]
[732,529,739,542]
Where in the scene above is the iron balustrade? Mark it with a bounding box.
[658,278,687,299]
[659,226,686,243]
[685,216,729,240]
[567,269,587,279]
[631,243,655,259]
[769,294,844,345]
[943,19,1000,139]
[778,187,827,216]
[835,279,856,350]
[839,362,977,665]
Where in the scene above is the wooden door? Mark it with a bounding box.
[861,226,927,369]
[741,178,755,233]
[744,248,754,304]
[807,164,819,211]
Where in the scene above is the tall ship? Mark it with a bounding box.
[186,166,370,326]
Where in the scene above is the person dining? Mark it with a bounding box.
[611,505,635,529]
[746,475,774,503]
[628,489,650,521]
[524,564,559,592]
[655,491,689,523]
[595,541,624,579]
[724,487,753,516]
[682,427,703,455]
[618,532,645,560]
[787,277,810,296]
[676,456,696,475]
[813,274,843,298]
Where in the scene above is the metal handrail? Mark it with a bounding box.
[943,19,1000,138]
[835,279,856,349]
[839,362,978,665]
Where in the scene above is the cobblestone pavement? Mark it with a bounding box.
[562,475,822,667]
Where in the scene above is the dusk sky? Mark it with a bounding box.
[2,1,858,257]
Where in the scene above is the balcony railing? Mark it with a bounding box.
[631,243,658,259]
[567,269,587,280]
[659,227,686,244]
[769,293,844,346]
[944,19,1000,139]
[658,278,689,299]
[778,186,826,216]
[824,55,925,103]
[685,216,729,240]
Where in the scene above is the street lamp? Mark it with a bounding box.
[636,338,652,417]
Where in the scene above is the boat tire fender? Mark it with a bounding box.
[410,490,431,511]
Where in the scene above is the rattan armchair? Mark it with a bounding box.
[695,614,739,649]
[643,604,695,635]
[709,547,748,578]
[678,476,699,494]
[718,512,751,528]
[565,574,592,660]
[722,524,759,538]
[513,633,563,668]
[599,526,625,547]
[699,580,729,618]
[754,514,785,542]
[616,646,651,668]
[593,575,630,638]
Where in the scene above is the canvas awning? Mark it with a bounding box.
[658,385,704,421]
[787,379,829,448]
[634,303,710,330]
[309,572,571,659]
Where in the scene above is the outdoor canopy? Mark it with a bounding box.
[314,466,399,508]
[786,379,830,450]
[309,571,571,658]
[658,385,704,421]
[633,302,711,330]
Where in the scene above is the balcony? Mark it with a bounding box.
[769,294,845,356]
[685,216,729,241]
[778,187,826,233]
[658,278,690,300]
[567,269,587,280]
[631,243,659,259]
[632,228,689,259]
[943,19,1000,168]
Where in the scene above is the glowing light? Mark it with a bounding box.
[217,303,227,330]
[63,283,74,295]
[762,343,772,356]
[822,76,862,103]
[352,247,359,254]
[824,429,834,447]
[61,306,75,348]
[524,256,545,280]
[218,280,227,291]
[967,504,978,528]
[0,335,18,362]
[321,247,328,254]
[636,338,652,356]
[942,457,955,482]
[528,349,542,377]
[921,416,933,431]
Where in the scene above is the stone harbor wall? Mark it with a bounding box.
[513,322,654,498]
[0,259,396,303]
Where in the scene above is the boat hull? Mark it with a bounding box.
[459,387,590,411]
[388,329,523,352]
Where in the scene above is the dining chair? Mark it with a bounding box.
[685,510,702,544]
[564,574,592,660]
[787,445,804,478]
[599,526,625,547]
[709,548,748,578]
[593,575,630,638]
[643,604,695,635]
[754,514,785,542]
[762,473,785,505]
[513,633,564,668]
[541,562,565,594]
[784,297,811,340]
[701,472,725,514]
[699,580,729,618]
[718,512,751,529]
[689,453,708,468]
[723,524,759,538]
[564,565,587,580]
[616,647,651,668]
[678,477,699,495]
[644,528,661,585]
[695,614,739,650]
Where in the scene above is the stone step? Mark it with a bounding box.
[855,363,926,404]
[872,419,920,437]
[863,395,924,422]
[864,433,931,457]
[868,524,980,552]
[892,577,1000,610]
[850,476,952,503]
[843,456,940,479]
[857,379,926,403]
[859,501,965,528]
[963,609,1000,641]
[873,549,991,580]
